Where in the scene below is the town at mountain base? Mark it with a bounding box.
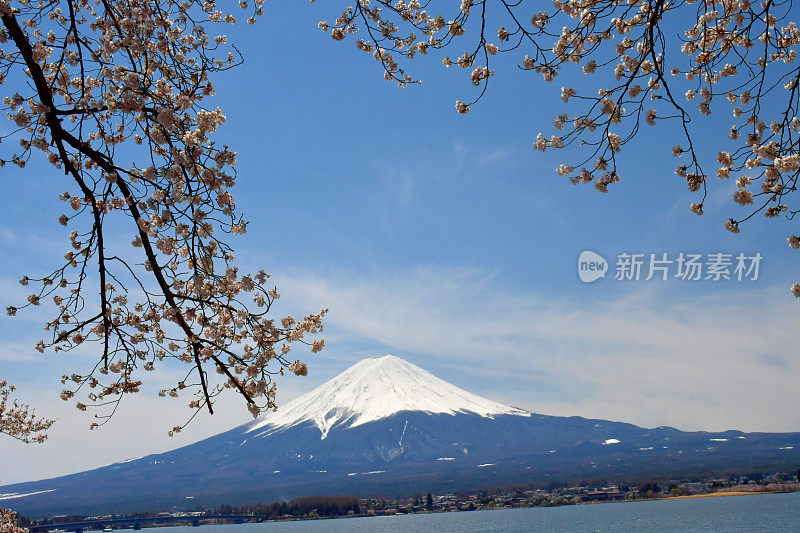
[3,355,799,518]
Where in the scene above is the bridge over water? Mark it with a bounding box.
[29,514,265,532]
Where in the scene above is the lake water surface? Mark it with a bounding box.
[130,491,800,532]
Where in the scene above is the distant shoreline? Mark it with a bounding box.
[664,490,795,501]
[23,488,800,531]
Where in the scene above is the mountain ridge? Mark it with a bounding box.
[2,355,799,518]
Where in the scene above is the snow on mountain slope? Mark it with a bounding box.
[247,355,530,439]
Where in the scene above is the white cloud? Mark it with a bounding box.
[275,265,800,433]
[0,341,41,362]
[3,263,799,485]
[0,376,313,485]
[0,226,14,246]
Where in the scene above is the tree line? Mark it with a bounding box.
[210,495,361,518]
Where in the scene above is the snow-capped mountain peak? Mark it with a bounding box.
[247,355,530,439]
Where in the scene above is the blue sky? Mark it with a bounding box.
[2,2,800,484]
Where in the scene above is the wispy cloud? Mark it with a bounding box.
[449,140,514,165]
[0,226,14,246]
[274,265,800,433]
[4,262,799,484]
[0,368,314,485]
[0,341,42,362]
[383,171,415,207]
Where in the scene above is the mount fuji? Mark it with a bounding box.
[247,355,530,439]
[3,355,800,518]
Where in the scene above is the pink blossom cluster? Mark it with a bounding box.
[1,0,325,431]
[314,0,800,296]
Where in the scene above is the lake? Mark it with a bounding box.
[125,492,800,532]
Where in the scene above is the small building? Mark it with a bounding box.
[583,490,624,501]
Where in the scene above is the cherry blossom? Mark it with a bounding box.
[1,0,326,433]
[316,0,800,295]
[0,508,27,533]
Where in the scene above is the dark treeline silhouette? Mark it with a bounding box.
[210,495,360,518]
